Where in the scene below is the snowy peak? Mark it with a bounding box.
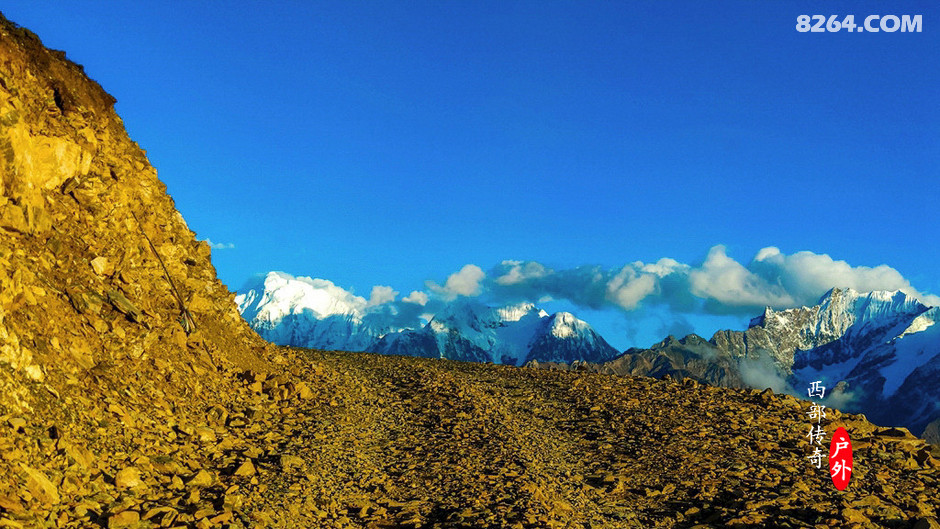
[771,289,939,435]
[737,287,935,380]
[526,311,619,364]
[236,272,619,367]
[496,302,548,322]
[590,288,940,437]
[236,271,367,325]
[432,300,502,331]
[234,271,384,352]
[548,312,590,339]
[748,288,930,357]
[410,301,566,363]
[372,301,613,366]
[816,287,927,328]
[430,301,546,330]
[899,307,937,338]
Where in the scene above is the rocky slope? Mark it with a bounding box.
[925,419,940,446]
[0,11,276,527]
[1,12,939,529]
[0,11,281,399]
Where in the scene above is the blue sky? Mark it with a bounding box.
[5,2,937,348]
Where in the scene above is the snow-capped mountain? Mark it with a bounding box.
[714,288,937,406]
[371,302,620,365]
[239,274,939,434]
[236,271,620,366]
[738,288,930,372]
[235,272,396,351]
[527,312,622,365]
[580,287,940,436]
[783,289,940,434]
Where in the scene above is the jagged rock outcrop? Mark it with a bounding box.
[607,334,746,387]
[925,419,940,446]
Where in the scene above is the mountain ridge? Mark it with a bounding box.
[237,271,621,366]
[541,287,940,438]
[239,272,940,436]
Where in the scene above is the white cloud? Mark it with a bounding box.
[249,246,937,350]
[921,293,940,307]
[403,290,430,306]
[689,245,796,309]
[639,257,689,278]
[427,264,485,300]
[750,247,920,306]
[605,266,657,310]
[483,246,938,315]
[257,272,369,319]
[738,354,794,394]
[204,238,235,250]
[367,285,398,307]
[495,260,550,285]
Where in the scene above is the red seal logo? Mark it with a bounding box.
[829,427,853,490]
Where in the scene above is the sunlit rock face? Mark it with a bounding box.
[0,14,268,402]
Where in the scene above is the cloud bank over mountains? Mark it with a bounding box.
[489,245,940,316]
[244,245,939,346]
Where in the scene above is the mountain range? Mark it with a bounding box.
[237,272,940,437]
[236,271,620,366]
[542,288,940,438]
